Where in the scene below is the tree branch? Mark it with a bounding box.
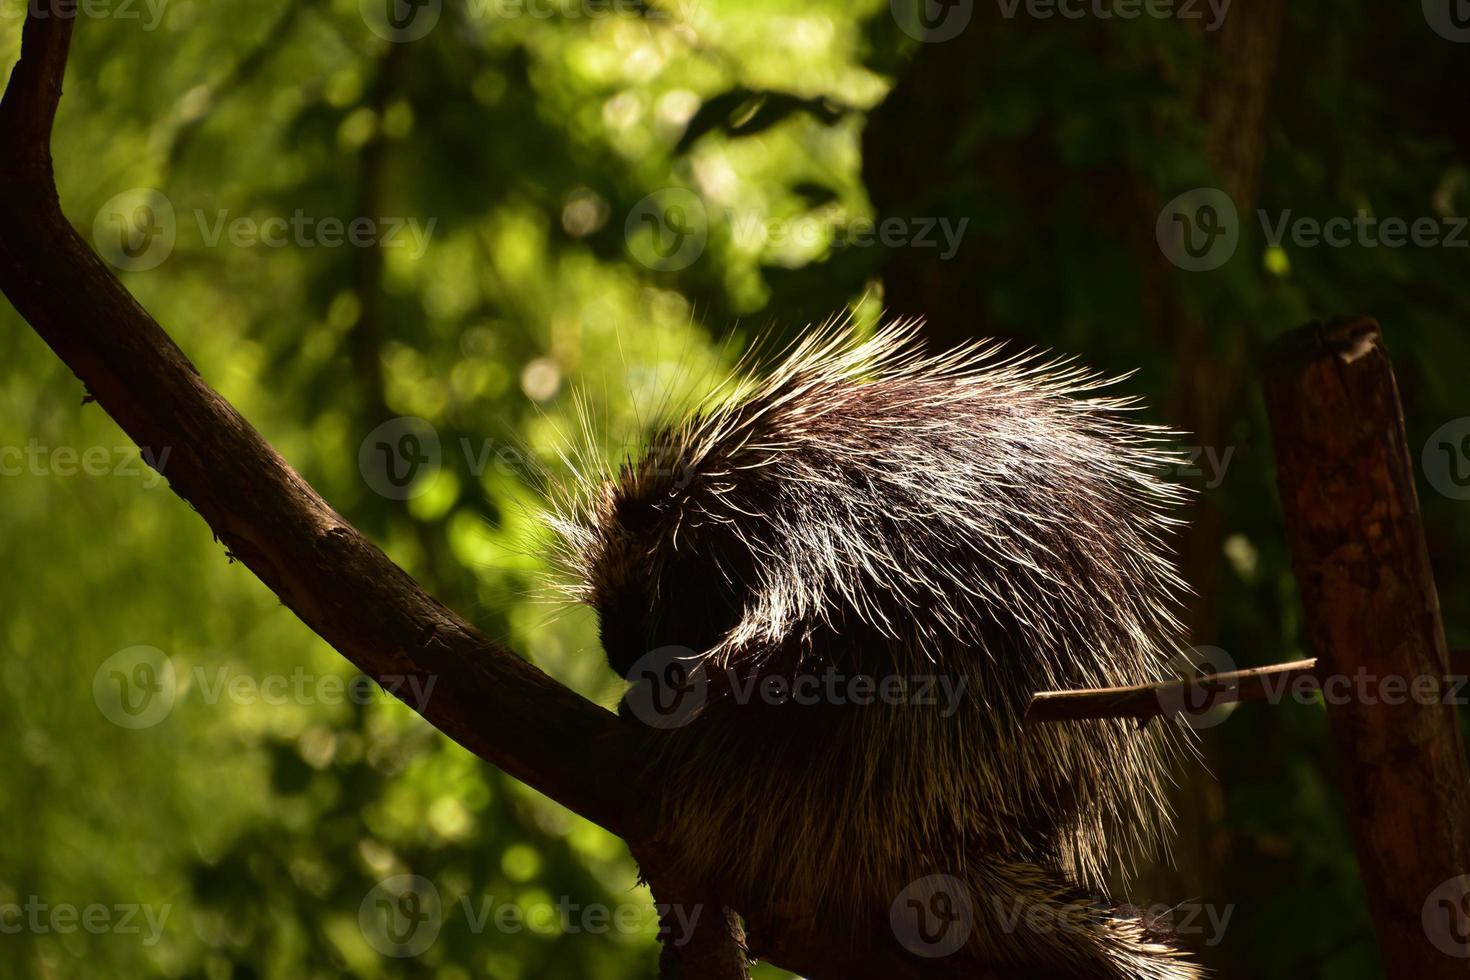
[1026,650,1470,725]
[1024,659,1319,725]
[1264,317,1470,979]
[636,853,751,980]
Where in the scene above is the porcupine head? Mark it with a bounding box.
[550,320,1205,978]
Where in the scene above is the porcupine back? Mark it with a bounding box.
[551,321,1202,977]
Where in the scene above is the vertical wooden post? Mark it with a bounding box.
[1264,317,1470,976]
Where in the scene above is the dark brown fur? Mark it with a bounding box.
[552,323,1203,977]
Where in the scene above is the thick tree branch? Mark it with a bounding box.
[1264,317,1470,978]
[636,853,751,980]
[0,1,71,174]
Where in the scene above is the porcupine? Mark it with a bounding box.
[550,320,1202,978]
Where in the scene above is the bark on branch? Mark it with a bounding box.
[1264,317,1470,978]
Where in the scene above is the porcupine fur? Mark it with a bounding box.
[549,320,1203,978]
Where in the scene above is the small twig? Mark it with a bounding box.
[1024,659,1319,726]
[1026,646,1470,726]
